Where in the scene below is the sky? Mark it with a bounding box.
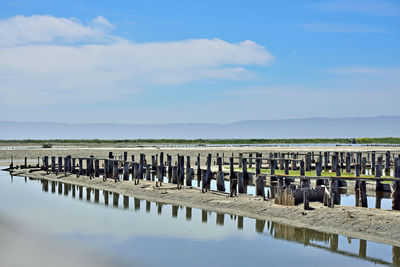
[0,0,399,124]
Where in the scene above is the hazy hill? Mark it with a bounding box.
[0,116,399,139]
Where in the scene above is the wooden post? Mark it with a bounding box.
[229,158,237,197]
[146,164,151,180]
[216,171,225,192]
[284,159,289,175]
[303,188,309,210]
[184,155,191,186]
[124,151,127,161]
[385,151,390,169]
[202,154,211,192]
[300,160,305,176]
[371,152,376,174]
[376,156,383,191]
[58,157,63,173]
[217,157,222,172]
[305,153,311,172]
[179,156,185,188]
[113,160,119,181]
[340,152,344,169]
[241,158,247,179]
[158,152,164,186]
[249,153,253,168]
[255,175,265,200]
[238,173,245,193]
[346,153,351,173]
[256,158,261,176]
[95,159,99,177]
[270,159,275,175]
[360,180,368,208]
[392,159,400,210]
[139,154,145,180]
[51,156,56,173]
[196,154,201,187]
[123,162,130,180]
[361,157,366,175]
[324,152,328,169]
[78,158,83,176]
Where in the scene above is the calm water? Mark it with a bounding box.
[0,169,398,266]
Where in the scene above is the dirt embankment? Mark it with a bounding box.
[9,168,400,248]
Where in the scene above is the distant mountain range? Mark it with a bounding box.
[0,116,399,139]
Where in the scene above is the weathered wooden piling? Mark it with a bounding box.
[202,154,212,192]
[58,157,62,173]
[146,164,151,181]
[51,156,55,173]
[255,175,265,199]
[111,160,117,181]
[123,162,130,180]
[216,171,225,192]
[229,157,237,197]
[256,158,261,176]
[238,173,245,193]
[95,159,99,177]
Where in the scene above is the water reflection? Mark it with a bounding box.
[4,175,400,266]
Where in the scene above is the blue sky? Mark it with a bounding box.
[0,0,399,123]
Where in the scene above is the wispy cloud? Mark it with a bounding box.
[0,15,274,106]
[313,0,400,16]
[0,15,115,46]
[328,66,400,78]
[300,23,391,34]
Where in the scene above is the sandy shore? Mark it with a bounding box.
[9,168,400,248]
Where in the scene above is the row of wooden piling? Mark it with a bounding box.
[10,149,400,211]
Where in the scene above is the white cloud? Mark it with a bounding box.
[0,15,274,106]
[313,0,400,16]
[0,15,114,46]
[300,23,391,34]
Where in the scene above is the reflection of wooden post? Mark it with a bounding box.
[94,189,99,203]
[355,178,360,207]
[172,205,178,218]
[255,219,265,233]
[216,213,224,226]
[202,210,207,223]
[238,216,243,230]
[144,200,149,213]
[393,246,400,265]
[359,239,367,258]
[134,198,140,211]
[330,234,338,251]
[113,192,119,207]
[186,207,192,221]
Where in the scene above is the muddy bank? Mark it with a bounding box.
[9,168,400,247]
